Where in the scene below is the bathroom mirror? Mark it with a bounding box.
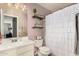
[0,8,28,39]
[2,15,17,38]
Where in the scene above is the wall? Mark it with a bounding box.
[26,4,45,40]
[0,4,27,37]
[0,3,46,40]
[45,4,79,56]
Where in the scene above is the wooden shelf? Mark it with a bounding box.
[32,26,44,29]
[32,15,44,20]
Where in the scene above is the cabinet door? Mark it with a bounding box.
[0,48,17,56]
[4,49,17,56]
[22,50,34,56]
[17,44,34,55]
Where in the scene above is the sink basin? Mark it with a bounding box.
[0,37,34,51]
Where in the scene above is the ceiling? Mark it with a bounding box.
[37,3,76,12]
[0,3,75,16]
[26,3,76,16]
[26,3,51,16]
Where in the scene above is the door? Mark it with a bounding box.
[75,13,79,55]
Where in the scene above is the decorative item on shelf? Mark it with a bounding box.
[36,36,43,40]
[32,8,45,20]
[33,8,37,14]
[33,23,44,29]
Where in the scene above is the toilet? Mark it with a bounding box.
[38,46,50,56]
[34,36,50,56]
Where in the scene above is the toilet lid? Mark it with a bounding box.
[39,46,50,52]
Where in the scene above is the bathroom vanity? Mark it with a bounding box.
[0,37,34,56]
[0,8,34,56]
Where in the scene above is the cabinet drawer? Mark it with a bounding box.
[0,49,17,56]
[17,44,34,55]
[19,50,34,56]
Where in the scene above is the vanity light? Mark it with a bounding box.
[7,3,13,7]
[7,3,26,11]
[22,5,26,11]
[15,3,20,9]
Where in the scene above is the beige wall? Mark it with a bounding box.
[0,3,46,40]
[0,4,27,37]
[25,4,45,40]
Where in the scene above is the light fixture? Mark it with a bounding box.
[7,3,13,7]
[7,3,26,11]
[22,5,26,11]
[15,3,20,9]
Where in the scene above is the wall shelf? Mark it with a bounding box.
[32,15,44,20]
[32,26,44,29]
[32,14,44,29]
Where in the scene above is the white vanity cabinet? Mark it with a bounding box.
[17,44,34,56]
[0,41,34,56]
[0,48,17,56]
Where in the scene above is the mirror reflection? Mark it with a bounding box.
[3,15,17,38]
[0,4,28,40]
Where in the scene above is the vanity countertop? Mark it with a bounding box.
[0,37,34,51]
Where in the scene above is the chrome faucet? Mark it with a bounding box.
[11,39,17,42]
